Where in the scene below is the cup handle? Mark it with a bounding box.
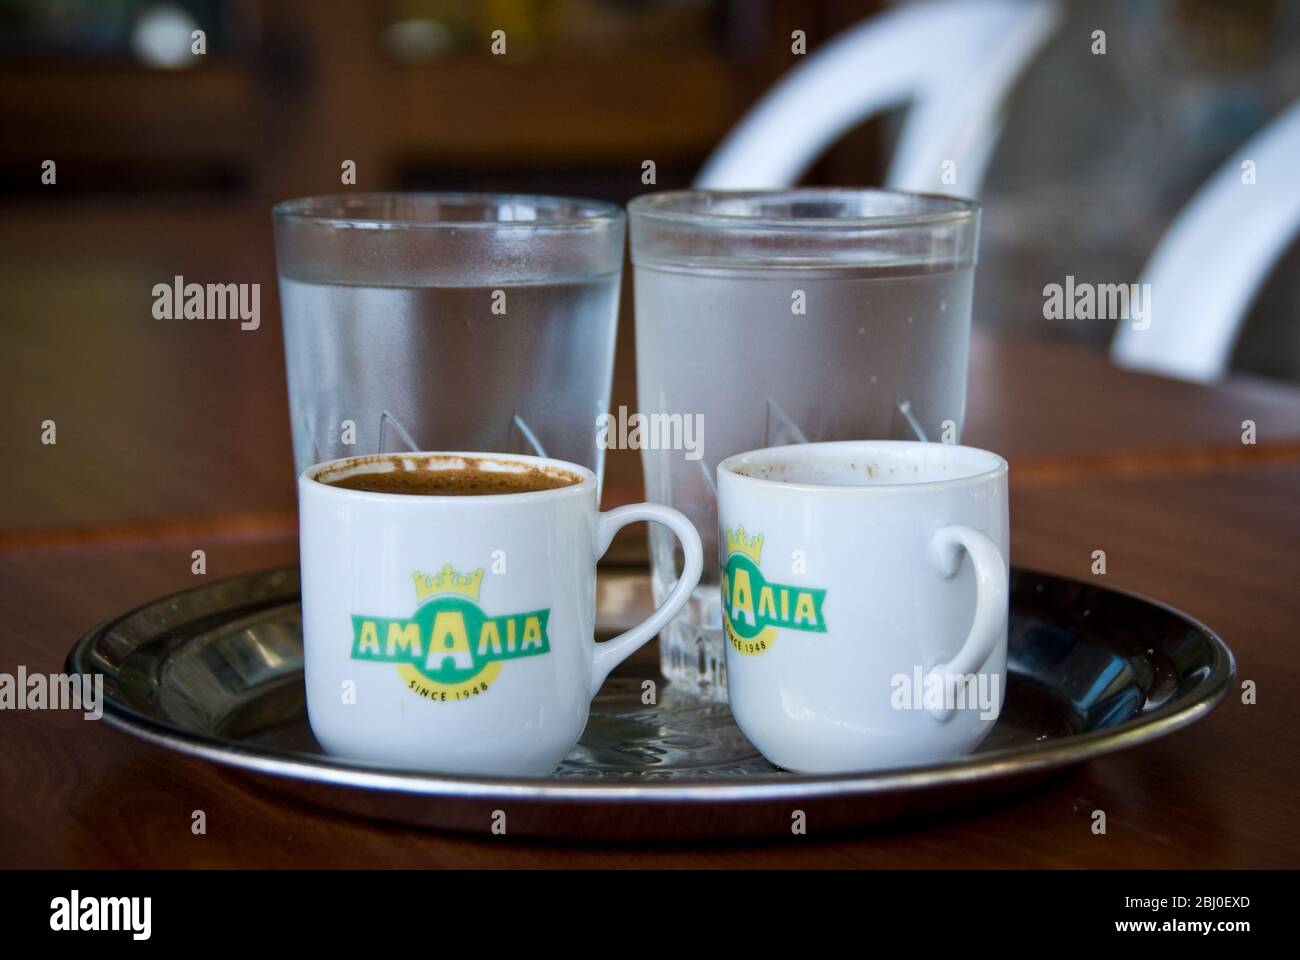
[925,525,1009,722]
[590,503,703,698]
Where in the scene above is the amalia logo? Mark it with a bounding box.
[721,526,828,656]
[351,564,551,701]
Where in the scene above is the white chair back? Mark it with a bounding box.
[1112,98,1300,381]
[696,0,1062,196]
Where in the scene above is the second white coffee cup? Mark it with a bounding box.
[717,440,1009,774]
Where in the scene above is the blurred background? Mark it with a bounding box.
[3,0,1299,536]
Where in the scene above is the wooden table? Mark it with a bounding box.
[2,334,1298,867]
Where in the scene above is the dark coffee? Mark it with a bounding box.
[322,457,581,496]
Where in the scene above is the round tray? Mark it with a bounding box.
[66,565,1234,840]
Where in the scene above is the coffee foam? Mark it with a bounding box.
[318,455,582,496]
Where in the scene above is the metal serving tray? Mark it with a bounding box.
[66,565,1233,840]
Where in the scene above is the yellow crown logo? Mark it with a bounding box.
[412,565,485,603]
[725,526,764,562]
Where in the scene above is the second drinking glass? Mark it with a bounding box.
[628,188,981,700]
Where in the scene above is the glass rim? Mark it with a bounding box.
[271,191,625,231]
[627,188,979,231]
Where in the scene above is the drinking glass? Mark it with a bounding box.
[272,192,625,484]
[628,188,981,700]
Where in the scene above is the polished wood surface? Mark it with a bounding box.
[2,338,1298,867]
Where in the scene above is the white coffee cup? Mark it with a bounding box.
[717,440,1009,774]
[298,452,703,777]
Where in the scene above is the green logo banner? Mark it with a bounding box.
[721,553,828,641]
[351,595,550,686]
